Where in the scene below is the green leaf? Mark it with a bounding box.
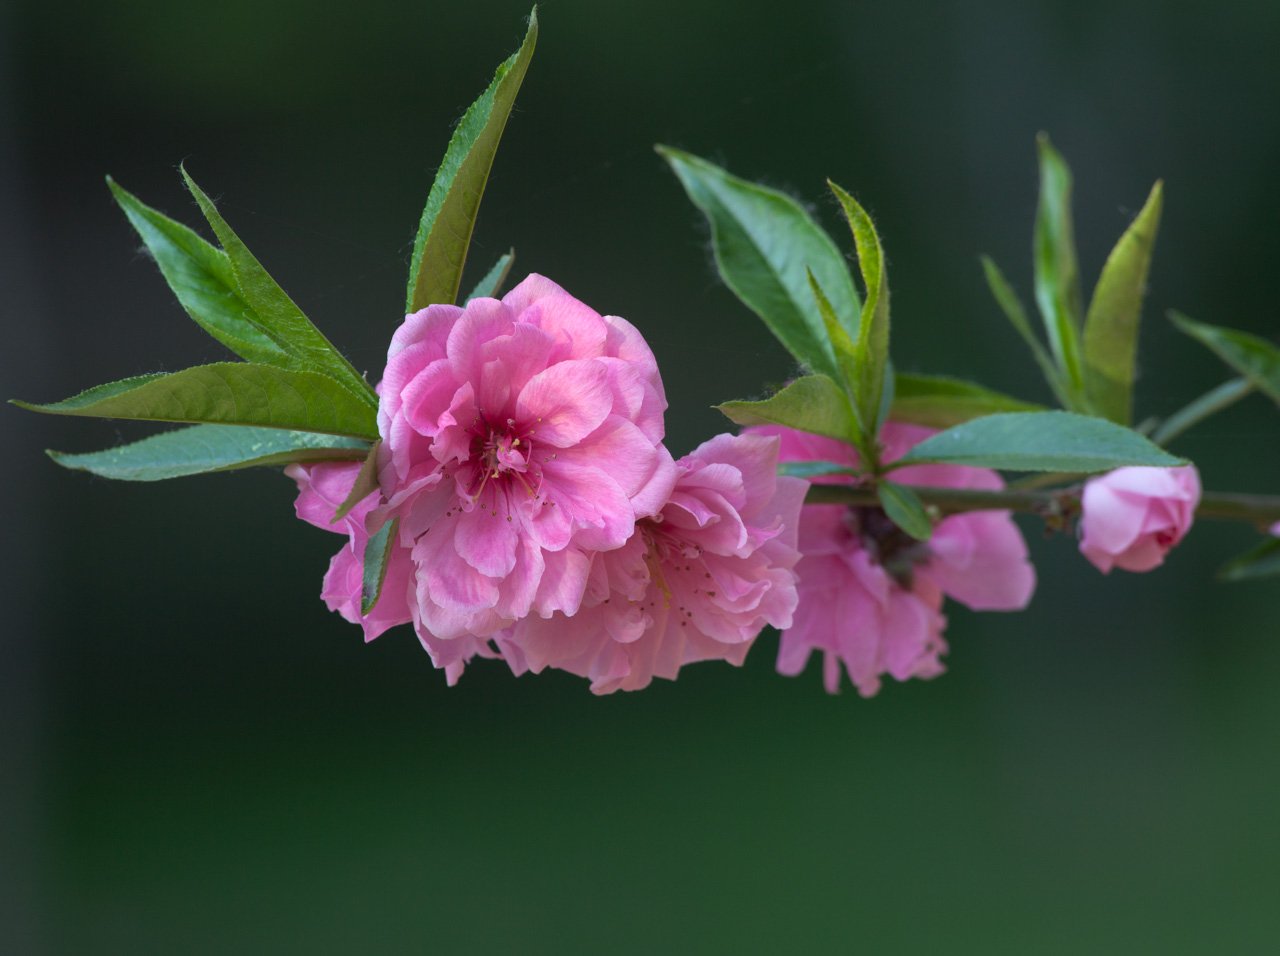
[656,146,861,380]
[890,373,1046,428]
[777,460,860,479]
[181,167,378,408]
[828,181,891,445]
[1219,537,1280,581]
[107,177,289,365]
[331,440,382,524]
[1170,312,1280,406]
[1151,377,1254,447]
[362,517,399,615]
[1083,181,1164,424]
[717,374,859,444]
[464,250,516,303]
[807,269,857,391]
[980,255,1070,406]
[1033,134,1086,400]
[46,425,369,481]
[14,363,380,440]
[894,411,1185,472]
[408,10,538,312]
[877,480,932,541]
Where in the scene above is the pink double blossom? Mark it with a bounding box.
[286,460,497,684]
[372,274,677,671]
[1077,465,1201,573]
[496,433,807,693]
[753,423,1037,696]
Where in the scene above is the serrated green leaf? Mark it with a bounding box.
[46,425,369,481]
[331,440,382,524]
[107,177,288,365]
[14,363,380,440]
[363,517,399,615]
[1219,537,1280,581]
[464,250,515,303]
[777,460,861,479]
[1033,134,1086,400]
[717,374,858,444]
[877,480,932,541]
[1170,312,1280,406]
[1083,181,1164,424]
[894,411,1185,472]
[890,373,1046,428]
[828,181,890,445]
[408,10,537,312]
[181,167,377,408]
[980,255,1070,406]
[657,146,860,380]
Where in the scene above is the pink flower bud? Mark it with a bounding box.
[1078,465,1200,573]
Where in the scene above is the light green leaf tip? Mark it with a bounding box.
[717,374,860,446]
[828,180,890,449]
[1083,180,1164,425]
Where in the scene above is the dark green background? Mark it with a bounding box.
[3,1,1279,952]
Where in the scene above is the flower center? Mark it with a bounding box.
[461,413,552,505]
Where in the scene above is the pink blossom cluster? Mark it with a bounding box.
[750,423,1037,696]
[288,273,1203,698]
[288,275,805,692]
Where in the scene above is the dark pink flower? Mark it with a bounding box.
[753,423,1037,696]
[495,432,807,693]
[374,274,677,657]
[1078,465,1200,573]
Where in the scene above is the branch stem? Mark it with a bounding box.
[804,482,1280,528]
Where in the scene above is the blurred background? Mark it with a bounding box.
[3,0,1279,952]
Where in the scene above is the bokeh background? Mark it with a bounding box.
[3,0,1279,952]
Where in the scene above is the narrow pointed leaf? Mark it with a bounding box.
[46,425,369,481]
[807,268,860,422]
[181,167,377,408]
[464,250,515,303]
[362,517,399,615]
[828,181,891,440]
[331,440,382,523]
[895,411,1185,472]
[891,373,1045,428]
[1151,377,1253,447]
[1219,537,1280,581]
[1170,312,1280,406]
[980,255,1070,406]
[877,480,932,541]
[777,460,861,479]
[717,374,858,444]
[1033,134,1086,398]
[14,363,380,439]
[1083,180,1164,424]
[107,178,288,365]
[408,10,538,311]
[657,146,860,380]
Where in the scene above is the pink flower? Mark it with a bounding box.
[1271,521,1280,537]
[494,432,807,693]
[374,273,678,662]
[754,423,1037,696]
[1077,465,1200,573]
[286,460,496,684]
